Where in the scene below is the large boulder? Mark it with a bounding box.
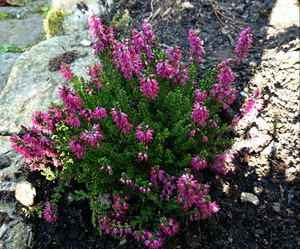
[0,30,98,134]
[0,53,21,93]
[51,0,114,35]
[0,17,44,46]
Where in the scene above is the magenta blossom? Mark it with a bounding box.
[191,103,209,127]
[60,63,74,80]
[136,124,154,143]
[235,27,254,64]
[242,90,264,126]
[156,60,175,79]
[111,108,133,135]
[188,29,203,64]
[59,86,82,112]
[44,201,59,222]
[140,75,159,100]
[190,155,207,171]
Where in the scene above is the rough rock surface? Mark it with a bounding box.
[0,53,21,93]
[0,30,97,134]
[52,0,113,35]
[0,18,44,46]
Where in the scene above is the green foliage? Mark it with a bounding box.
[10,16,254,247]
[0,12,8,20]
[31,5,51,17]
[0,44,26,54]
[111,9,131,28]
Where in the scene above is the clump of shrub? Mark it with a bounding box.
[11,10,255,248]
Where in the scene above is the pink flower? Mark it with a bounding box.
[140,75,159,100]
[111,108,133,135]
[235,27,254,64]
[92,107,108,120]
[202,136,208,142]
[115,42,143,79]
[189,130,196,137]
[156,60,175,79]
[138,152,148,161]
[211,66,236,106]
[60,63,74,80]
[136,124,154,143]
[173,63,189,85]
[191,103,209,127]
[86,62,103,89]
[44,201,59,222]
[211,151,232,175]
[32,111,56,134]
[194,89,207,102]
[190,155,207,171]
[80,124,104,148]
[58,86,82,112]
[88,10,115,53]
[242,90,264,126]
[64,113,81,127]
[141,20,157,45]
[232,115,240,130]
[160,217,180,236]
[69,137,89,159]
[168,46,182,67]
[188,29,203,64]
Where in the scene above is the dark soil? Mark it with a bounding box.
[23,0,300,248]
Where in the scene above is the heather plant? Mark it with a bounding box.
[10,11,255,248]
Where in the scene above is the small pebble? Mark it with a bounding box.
[80,39,92,47]
[182,2,194,10]
[241,192,259,205]
[15,180,36,207]
[296,164,300,173]
[249,61,257,67]
[272,202,281,213]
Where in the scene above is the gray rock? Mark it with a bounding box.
[0,0,51,19]
[0,18,44,46]
[182,2,195,10]
[0,30,97,134]
[0,137,26,181]
[15,180,36,207]
[52,0,112,35]
[0,154,11,169]
[99,193,112,206]
[0,53,21,94]
[240,192,259,205]
[0,181,16,192]
[271,202,281,213]
[0,218,32,249]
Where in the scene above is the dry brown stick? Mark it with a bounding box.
[0,0,24,7]
[147,0,154,21]
[19,84,57,113]
[217,11,250,25]
[210,0,226,26]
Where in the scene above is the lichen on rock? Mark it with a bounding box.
[43,8,67,39]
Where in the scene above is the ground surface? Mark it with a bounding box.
[21,0,299,248]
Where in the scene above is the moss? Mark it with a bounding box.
[0,12,18,20]
[0,39,45,55]
[111,9,131,29]
[0,12,8,20]
[0,44,26,54]
[43,9,66,39]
